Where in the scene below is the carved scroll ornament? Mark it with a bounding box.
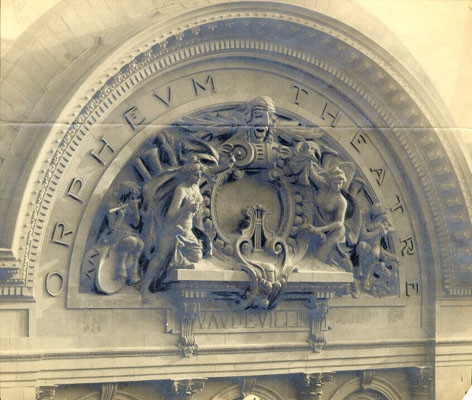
[80,97,400,307]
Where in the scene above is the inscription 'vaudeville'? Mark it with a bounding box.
[169,310,311,331]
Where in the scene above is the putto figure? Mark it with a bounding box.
[355,203,399,296]
[295,166,359,274]
[100,181,144,285]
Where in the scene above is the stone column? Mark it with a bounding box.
[407,367,433,399]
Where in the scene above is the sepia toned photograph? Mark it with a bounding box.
[1,0,471,399]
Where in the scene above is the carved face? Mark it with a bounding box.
[330,180,343,192]
[378,216,391,235]
[188,164,202,184]
[248,109,274,142]
[295,140,320,160]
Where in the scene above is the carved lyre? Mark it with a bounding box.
[235,204,294,309]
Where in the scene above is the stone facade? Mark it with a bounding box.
[0,1,471,399]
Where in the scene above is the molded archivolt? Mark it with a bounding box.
[210,384,283,400]
[0,1,471,304]
[329,376,403,400]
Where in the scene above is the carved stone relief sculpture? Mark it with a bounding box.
[79,96,400,311]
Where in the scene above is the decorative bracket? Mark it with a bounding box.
[100,384,118,400]
[239,377,258,399]
[304,298,330,353]
[171,379,207,400]
[299,373,334,400]
[360,370,375,391]
[175,291,205,357]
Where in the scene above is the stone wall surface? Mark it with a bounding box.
[0,1,471,399]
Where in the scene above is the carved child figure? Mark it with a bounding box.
[101,181,144,285]
[356,203,399,294]
[301,167,350,264]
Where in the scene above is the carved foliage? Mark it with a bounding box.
[178,300,201,357]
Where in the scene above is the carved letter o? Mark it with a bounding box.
[45,272,64,297]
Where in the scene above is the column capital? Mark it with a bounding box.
[299,372,334,400]
[171,378,207,400]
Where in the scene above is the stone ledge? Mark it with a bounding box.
[167,269,353,283]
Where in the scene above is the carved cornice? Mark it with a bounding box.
[0,338,436,362]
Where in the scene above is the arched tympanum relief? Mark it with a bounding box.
[329,376,403,400]
[21,8,437,357]
[78,98,398,305]
[4,4,471,307]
